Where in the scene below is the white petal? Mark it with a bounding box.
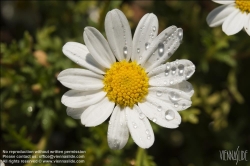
[62,42,105,74]
[132,13,158,61]
[206,4,235,27]
[148,87,192,111]
[107,106,129,150]
[212,0,234,4]
[244,13,250,36]
[168,81,194,98]
[84,27,116,68]
[81,97,115,127]
[126,105,154,149]
[105,9,132,61]
[57,68,104,91]
[222,9,246,35]
[62,90,106,108]
[148,59,195,86]
[138,25,182,70]
[66,107,86,119]
[138,97,181,128]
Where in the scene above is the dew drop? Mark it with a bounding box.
[123,46,128,56]
[133,125,137,129]
[139,112,145,120]
[152,118,157,122]
[156,91,162,97]
[147,135,151,140]
[166,63,170,70]
[178,64,185,76]
[145,129,149,135]
[185,69,194,79]
[177,28,183,41]
[168,52,172,57]
[165,110,175,121]
[174,103,178,108]
[157,106,162,112]
[109,121,112,125]
[182,103,186,109]
[152,26,156,32]
[137,48,140,53]
[169,91,180,102]
[170,80,174,85]
[145,42,150,50]
[158,43,164,57]
[171,66,176,75]
[139,56,142,60]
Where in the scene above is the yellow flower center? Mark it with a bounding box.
[235,0,250,13]
[103,61,149,108]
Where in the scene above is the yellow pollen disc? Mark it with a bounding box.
[235,0,250,13]
[103,60,149,108]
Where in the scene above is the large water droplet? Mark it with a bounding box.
[171,66,176,75]
[158,43,164,57]
[137,48,140,53]
[165,110,175,121]
[156,91,162,97]
[157,106,162,112]
[145,42,150,50]
[177,28,183,41]
[169,91,180,102]
[123,46,128,56]
[185,69,194,79]
[178,64,185,76]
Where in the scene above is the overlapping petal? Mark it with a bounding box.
[126,105,154,149]
[206,4,235,27]
[212,0,234,5]
[148,59,195,86]
[66,107,86,119]
[132,13,158,61]
[57,68,104,91]
[222,9,247,35]
[62,90,106,108]
[62,42,105,74]
[244,13,250,35]
[81,97,115,127]
[105,9,132,61]
[107,106,129,150]
[84,27,116,68]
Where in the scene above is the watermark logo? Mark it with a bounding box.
[219,146,248,165]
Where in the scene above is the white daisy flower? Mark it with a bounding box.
[206,0,250,36]
[57,9,195,149]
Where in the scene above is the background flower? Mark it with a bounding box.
[1,1,250,166]
[206,0,250,35]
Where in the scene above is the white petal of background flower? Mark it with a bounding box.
[62,42,105,74]
[57,68,104,91]
[126,105,154,149]
[81,97,115,127]
[62,90,106,108]
[212,0,234,5]
[84,27,116,68]
[138,98,181,128]
[105,9,132,61]
[147,87,192,111]
[148,59,195,86]
[244,14,250,35]
[206,4,235,27]
[108,106,129,150]
[132,13,158,61]
[66,107,87,119]
[222,9,248,35]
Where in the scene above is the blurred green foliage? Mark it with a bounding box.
[1,1,250,166]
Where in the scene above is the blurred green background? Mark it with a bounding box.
[1,1,250,166]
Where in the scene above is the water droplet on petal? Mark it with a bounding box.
[139,56,142,60]
[152,26,156,32]
[156,91,162,97]
[145,42,150,50]
[145,129,149,135]
[109,121,112,124]
[170,80,174,85]
[157,106,162,112]
[137,48,140,53]
[168,52,172,57]
[165,110,175,121]
[123,46,128,56]
[169,91,180,102]
[147,135,151,140]
[182,103,186,109]
[152,118,157,122]
[185,69,194,79]
[178,64,185,76]
[174,103,179,108]
[158,43,164,57]
[139,112,145,120]
[171,66,176,75]
[177,28,183,41]
[165,69,169,76]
